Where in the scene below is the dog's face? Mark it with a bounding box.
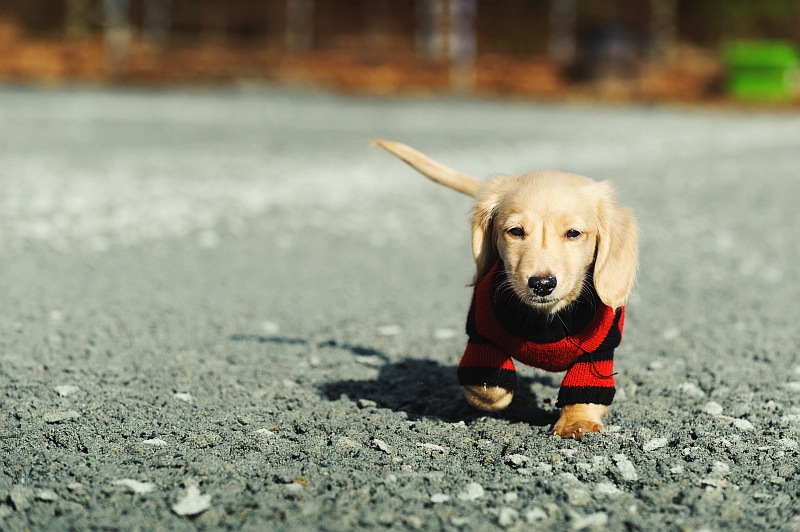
[472,171,638,313]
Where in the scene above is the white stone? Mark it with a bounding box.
[564,487,591,506]
[733,419,754,431]
[430,493,450,503]
[572,512,608,530]
[43,410,81,423]
[712,461,730,474]
[358,399,377,409]
[525,507,548,522]
[595,482,622,496]
[335,437,363,451]
[504,492,519,503]
[498,507,518,527]
[173,393,192,402]
[373,439,391,454]
[505,454,530,468]
[172,485,211,516]
[55,385,80,397]
[613,454,639,481]
[457,482,485,502]
[378,325,401,336]
[434,328,457,340]
[261,321,280,334]
[778,438,798,451]
[113,479,156,494]
[255,428,274,436]
[642,438,668,452]
[678,382,705,398]
[701,402,724,416]
[662,328,679,340]
[142,438,168,446]
[417,443,446,453]
[36,490,59,502]
[670,465,684,474]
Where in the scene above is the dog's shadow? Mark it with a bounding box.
[319,358,557,426]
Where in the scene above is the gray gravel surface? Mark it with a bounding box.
[1,88,800,531]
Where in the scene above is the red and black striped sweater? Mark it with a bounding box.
[458,261,624,407]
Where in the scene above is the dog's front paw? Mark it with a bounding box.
[553,403,608,440]
[462,384,513,412]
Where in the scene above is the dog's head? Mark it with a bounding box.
[472,171,638,313]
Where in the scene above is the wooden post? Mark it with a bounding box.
[103,0,131,72]
[286,0,314,53]
[65,0,91,41]
[416,0,446,60]
[143,0,173,53]
[649,0,678,63]
[449,0,475,91]
[548,0,576,67]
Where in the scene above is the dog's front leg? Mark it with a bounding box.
[553,403,608,440]
[462,384,514,412]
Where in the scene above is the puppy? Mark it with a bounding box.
[374,140,638,440]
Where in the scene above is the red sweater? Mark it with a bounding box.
[458,261,623,407]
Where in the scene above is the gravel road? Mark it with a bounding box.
[1,88,800,531]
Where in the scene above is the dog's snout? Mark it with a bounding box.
[528,275,557,296]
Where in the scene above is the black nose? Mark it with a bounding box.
[528,275,557,297]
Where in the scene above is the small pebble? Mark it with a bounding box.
[55,385,80,397]
[642,438,668,452]
[778,438,798,451]
[572,512,608,530]
[43,410,81,423]
[701,402,724,416]
[373,438,391,454]
[678,382,705,398]
[113,479,156,494]
[255,428,275,436]
[595,482,622,496]
[505,454,531,468]
[434,328,457,340]
[504,492,519,503]
[142,438,168,446]
[262,321,280,334]
[173,393,192,402]
[613,454,638,481]
[498,507,518,527]
[172,484,211,516]
[733,418,754,431]
[36,490,59,502]
[457,482,484,501]
[417,443,446,453]
[526,507,548,522]
[430,493,450,503]
[357,399,377,409]
[377,325,401,336]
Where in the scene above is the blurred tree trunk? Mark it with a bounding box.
[548,0,576,67]
[364,0,391,57]
[650,0,678,63]
[103,0,131,73]
[143,0,172,53]
[416,0,446,60]
[201,1,227,46]
[449,0,475,91]
[286,0,313,53]
[65,0,91,41]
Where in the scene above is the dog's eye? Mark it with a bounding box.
[508,227,525,238]
[565,229,581,239]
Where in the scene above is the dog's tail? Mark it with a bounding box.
[372,139,482,198]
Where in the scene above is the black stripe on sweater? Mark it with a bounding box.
[458,366,517,392]
[556,386,616,407]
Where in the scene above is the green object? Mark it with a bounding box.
[724,41,798,102]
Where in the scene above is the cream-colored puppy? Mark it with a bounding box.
[374,140,638,439]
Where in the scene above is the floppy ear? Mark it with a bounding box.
[593,181,639,309]
[471,177,509,284]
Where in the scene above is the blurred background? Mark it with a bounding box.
[0,0,798,104]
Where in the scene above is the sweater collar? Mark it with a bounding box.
[487,260,601,343]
